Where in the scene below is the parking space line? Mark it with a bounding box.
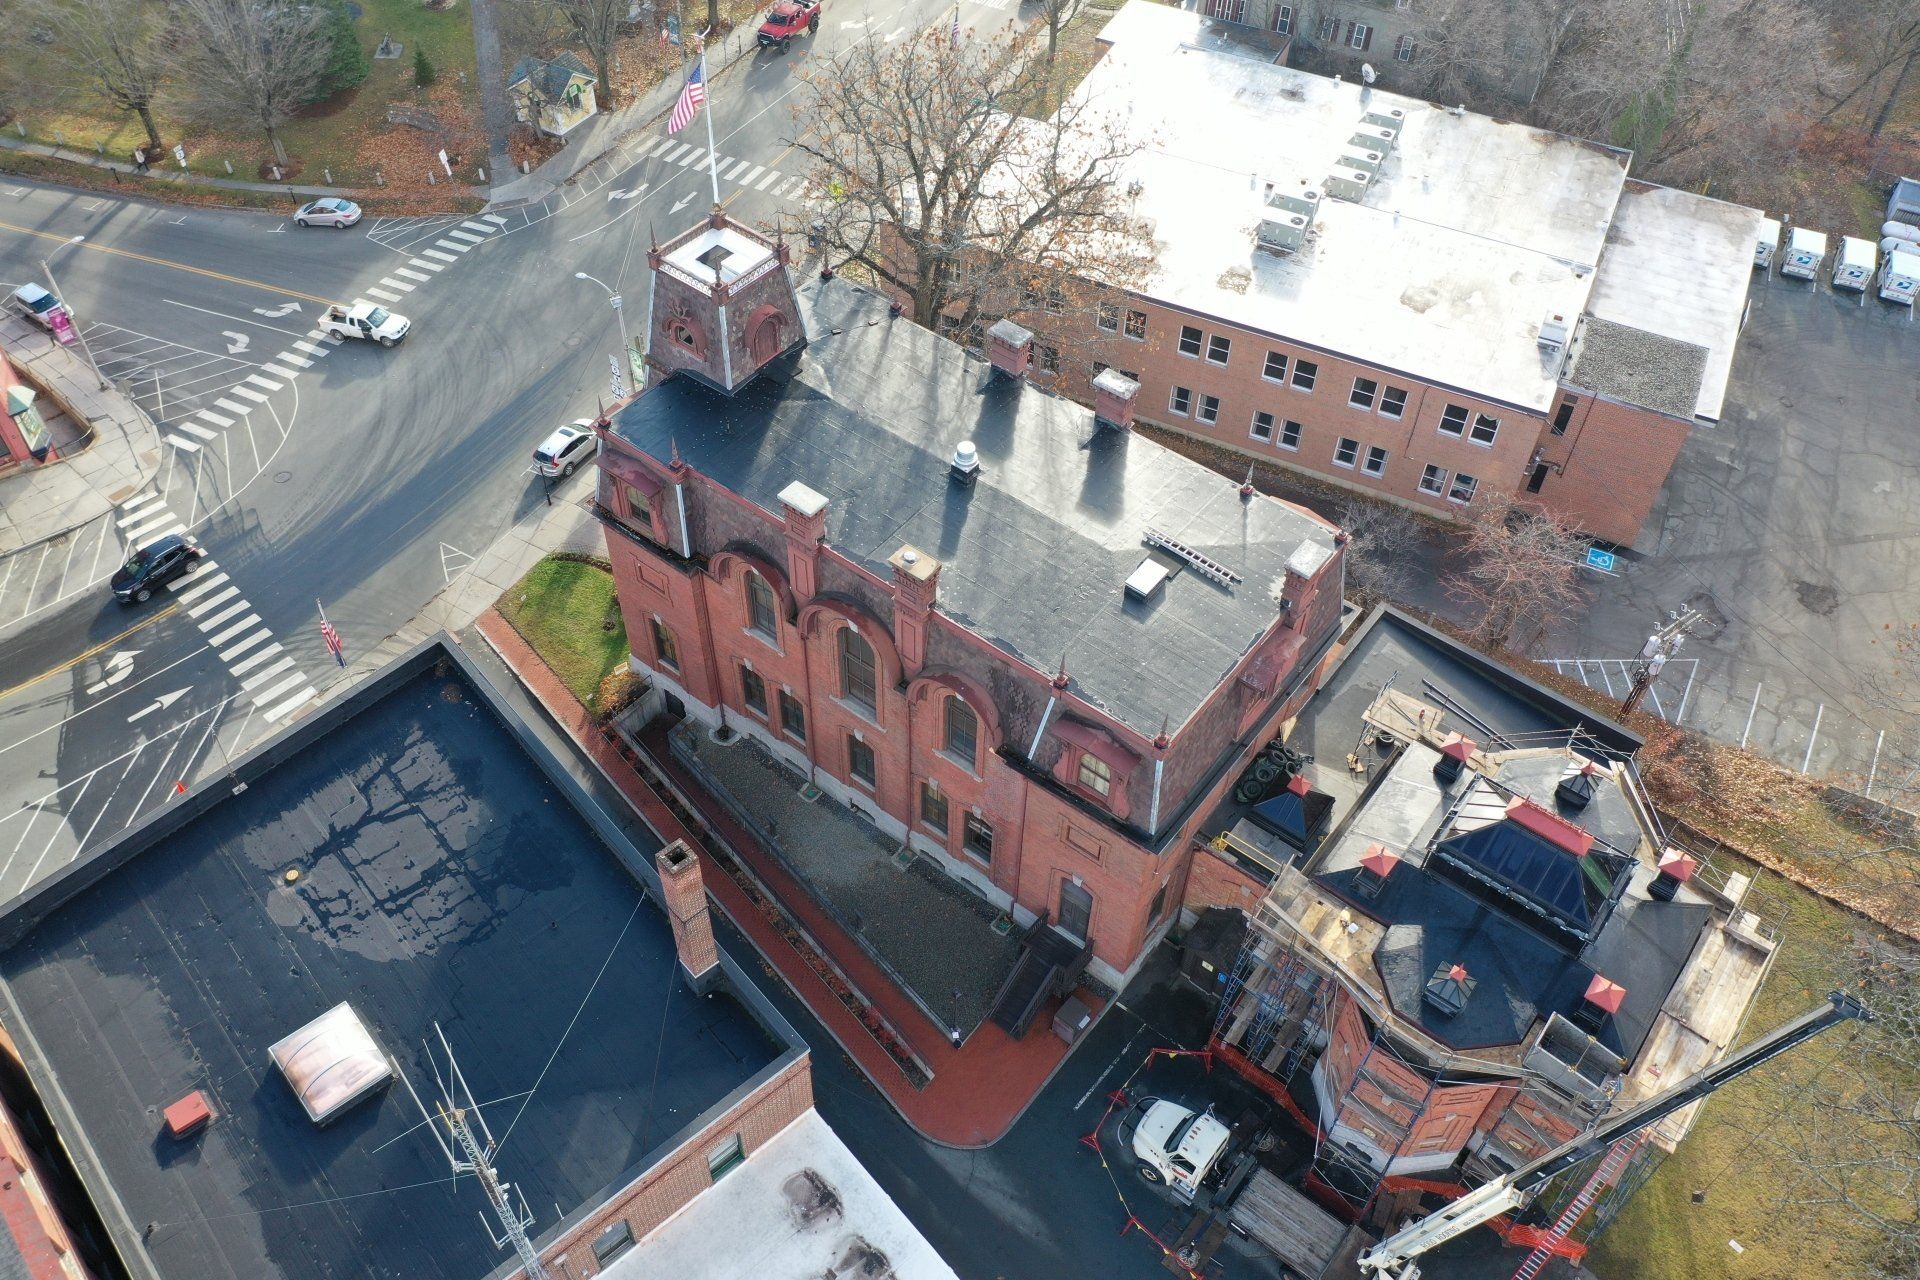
[169,570,228,600]
[225,638,281,669]
[250,672,307,706]
[209,614,261,646]
[187,586,239,616]
[239,657,296,689]
[264,688,318,721]
[197,600,252,631]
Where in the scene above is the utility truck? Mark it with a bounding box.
[320,302,411,346]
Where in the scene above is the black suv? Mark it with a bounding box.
[112,534,206,604]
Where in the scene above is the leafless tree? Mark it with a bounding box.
[1401,0,1589,108]
[506,0,627,108]
[24,0,170,151]
[1337,500,1427,610]
[170,0,329,166]
[787,24,1154,360]
[1443,493,1589,654]
[1816,0,1920,140]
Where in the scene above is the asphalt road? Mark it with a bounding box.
[0,0,1018,908]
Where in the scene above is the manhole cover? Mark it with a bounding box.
[274,470,292,483]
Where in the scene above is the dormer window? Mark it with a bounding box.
[1077,754,1112,797]
[664,316,705,356]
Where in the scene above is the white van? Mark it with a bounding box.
[1754,216,1782,270]
[1781,227,1827,280]
[1833,237,1876,291]
[1879,248,1920,306]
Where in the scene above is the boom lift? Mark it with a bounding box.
[1356,989,1873,1280]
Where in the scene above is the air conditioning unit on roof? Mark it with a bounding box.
[1539,312,1571,350]
[1363,107,1406,138]
[1325,165,1373,202]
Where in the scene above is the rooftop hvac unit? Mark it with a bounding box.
[1343,149,1385,176]
[1255,187,1319,255]
[1538,312,1571,350]
[1362,107,1406,138]
[1350,125,1395,155]
[1324,165,1373,202]
[1262,183,1320,215]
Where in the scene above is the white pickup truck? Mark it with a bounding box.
[320,302,411,346]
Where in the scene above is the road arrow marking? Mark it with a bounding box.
[127,687,189,723]
[252,301,302,318]
[85,649,141,694]
[221,331,250,354]
[671,194,696,214]
[607,184,650,202]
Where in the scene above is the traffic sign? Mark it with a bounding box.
[1585,546,1617,574]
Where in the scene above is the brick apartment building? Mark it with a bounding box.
[992,3,1760,548]
[594,209,1348,989]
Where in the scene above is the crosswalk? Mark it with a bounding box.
[166,557,319,723]
[631,136,814,199]
[159,332,338,453]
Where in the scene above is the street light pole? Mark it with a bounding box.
[41,236,109,391]
[574,271,633,399]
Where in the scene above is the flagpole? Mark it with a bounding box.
[699,35,721,206]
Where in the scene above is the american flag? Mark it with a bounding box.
[668,62,706,134]
[320,618,345,666]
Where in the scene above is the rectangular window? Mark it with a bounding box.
[1334,437,1359,468]
[1197,394,1220,425]
[963,812,994,863]
[1096,302,1120,333]
[593,1221,636,1266]
[920,779,949,834]
[1448,472,1479,505]
[1470,413,1500,445]
[1419,464,1447,495]
[622,482,654,529]
[839,629,877,714]
[1291,359,1317,392]
[1040,344,1060,374]
[1439,403,1469,436]
[1552,398,1576,435]
[1272,3,1292,34]
[1379,386,1408,418]
[779,690,806,742]
[1317,12,1336,40]
[1348,21,1371,49]
[1263,350,1288,383]
[1148,881,1168,924]
[651,620,679,671]
[746,573,777,638]
[740,665,768,716]
[1350,377,1378,410]
[944,697,978,766]
[1078,753,1113,797]
[1527,462,1550,494]
[1251,411,1275,442]
[1124,308,1147,340]
[1363,445,1388,476]
[1395,33,1417,61]
[848,736,876,787]
[707,1135,745,1181]
[1178,325,1203,357]
[1169,386,1192,416]
[1206,334,1231,365]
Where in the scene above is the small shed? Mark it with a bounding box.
[508,52,600,138]
[268,1002,395,1125]
[1888,177,1920,226]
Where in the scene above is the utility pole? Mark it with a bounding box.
[1620,605,1704,716]
[402,1023,551,1280]
[41,236,109,391]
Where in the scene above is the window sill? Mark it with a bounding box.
[1291,385,1316,395]
[1362,470,1386,479]
[938,747,981,778]
[848,772,877,793]
[961,846,993,867]
[1261,374,1288,386]
[834,696,883,730]
[746,628,783,656]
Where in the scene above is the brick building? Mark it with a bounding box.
[1194,608,1778,1244]
[594,209,1347,990]
[993,3,1760,547]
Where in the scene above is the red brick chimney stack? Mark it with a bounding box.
[655,840,720,994]
[778,481,829,601]
[986,319,1033,380]
[1092,368,1141,432]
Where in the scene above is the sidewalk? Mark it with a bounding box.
[475,607,1101,1146]
[0,135,488,200]
[0,318,159,557]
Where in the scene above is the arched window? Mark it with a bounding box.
[943,696,979,767]
[839,628,877,714]
[745,571,777,638]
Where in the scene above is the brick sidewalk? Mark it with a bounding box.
[476,608,1098,1147]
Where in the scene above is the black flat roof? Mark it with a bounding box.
[0,648,788,1280]
[609,276,1339,735]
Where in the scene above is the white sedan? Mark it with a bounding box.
[295,198,363,229]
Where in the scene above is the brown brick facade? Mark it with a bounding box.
[536,1053,814,1278]
[1530,391,1688,546]
[655,840,720,986]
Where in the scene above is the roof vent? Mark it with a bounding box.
[1126,558,1173,601]
[1423,962,1475,1016]
[1433,732,1477,784]
[1539,312,1571,350]
[949,439,980,488]
[1555,758,1602,809]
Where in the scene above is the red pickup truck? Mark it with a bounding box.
[757,0,820,49]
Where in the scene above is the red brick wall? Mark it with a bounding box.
[1532,392,1689,545]
[1181,844,1267,915]
[536,1054,814,1278]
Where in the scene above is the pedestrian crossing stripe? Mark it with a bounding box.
[225,637,281,669]
[163,435,202,452]
[264,688,319,721]
[176,421,219,440]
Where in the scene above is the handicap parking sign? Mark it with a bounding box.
[1585,546,1617,574]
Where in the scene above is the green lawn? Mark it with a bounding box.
[497,558,631,717]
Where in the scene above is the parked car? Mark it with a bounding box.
[6,283,70,336]
[758,0,821,49]
[111,533,207,604]
[319,302,410,346]
[533,420,599,478]
[295,198,363,229]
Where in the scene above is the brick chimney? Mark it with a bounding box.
[1092,368,1140,431]
[655,840,720,994]
[986,318,1033,380]
[888,544,941,672]
[778,480,828,601]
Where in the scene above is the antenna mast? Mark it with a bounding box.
[404,1022,552,1280]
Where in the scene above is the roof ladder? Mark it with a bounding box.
[1144,527,1242,586]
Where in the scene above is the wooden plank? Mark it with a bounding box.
[1227,1170,1346,1274]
